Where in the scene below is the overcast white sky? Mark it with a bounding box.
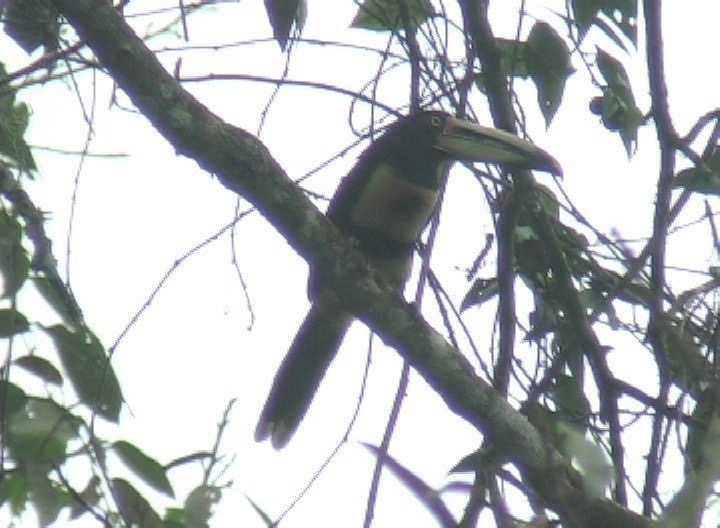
[3,1,720,526]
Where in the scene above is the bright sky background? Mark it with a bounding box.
[3,1,720,526]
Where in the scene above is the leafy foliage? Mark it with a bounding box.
[0,210,31,296]
[44,324,123,422]
[181,486,223,528]
[112,478,165,528]
[526,22,572,126]
[112,441,175,498]
[0,52,230,526]
[350,0,436,31]
[0,307,29,336]
[673,149,720,195]
[263,0,306,51]
[2,1,720,527]
[13,355,63,386]
[478,23,572,127]
[572,0,638,46]
[594,47,644,154]
[0,80,36,172]
[2,0,60,54]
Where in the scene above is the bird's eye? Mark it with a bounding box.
[430,115,442,127]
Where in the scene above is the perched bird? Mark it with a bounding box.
[255,110,562,449]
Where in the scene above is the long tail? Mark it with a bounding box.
[254,300,353,449]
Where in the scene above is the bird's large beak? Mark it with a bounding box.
[434,116,563,177]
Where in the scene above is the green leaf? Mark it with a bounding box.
[494,38,529,78]
[44,325,123,422]
[686,388,716,476]
[596,48,633,106]
[525,402,567,451]
[571,0,597,38]
[514,220,550,282]
[554,223,591,277]
[0,473,29,515]
[526,295,559,341]
[602,91,643,155]
[68,476,101,520]
[596,0,637,45]
[0,308,30,336]
[572,0,638,46]
[8,398,81,460]
[245,494,274,527]
[552,374,591,432]
[659,317,707,395]
[112,441,174,498]
[0,75,36,171]
[590,269,653,307]
[592,16,631,53]
[111,478,165,528]
[535,183,560,220]
[33,275,84,327]
[460,277,499,312]
[184,485,222,528]
[0,211,31,296]
[351,0,435,31]
[3,0,60,54]
[577,287,605,312]
[0,380,28,418]
[596,47,643,155]
[164,508,189,526]
[449,450,481,474]
[526,22,572,126]
[14,355,63,386]
[263,0,306,51]
[673,150,720,195]
[25,462,72,527]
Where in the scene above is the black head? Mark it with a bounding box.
[360,111,454,189]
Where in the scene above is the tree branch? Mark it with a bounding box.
[643,1,679,515]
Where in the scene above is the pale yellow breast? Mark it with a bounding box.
[349,165,438,244]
